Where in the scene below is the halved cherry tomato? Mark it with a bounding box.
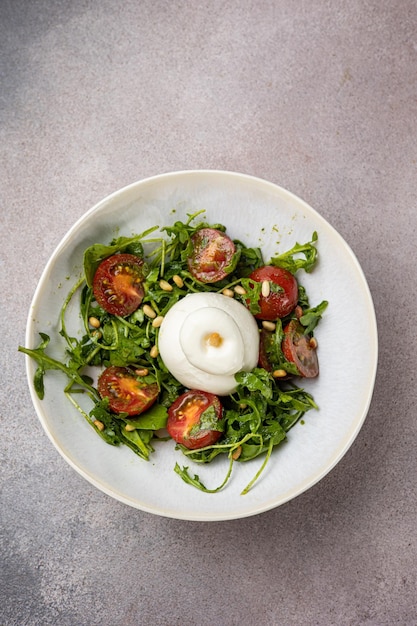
[98,366,159,415]
[93,253,145,317]
[187,228,236,283]
[282,320,319,378]
[248,265,298,320]
[167,390,223,450]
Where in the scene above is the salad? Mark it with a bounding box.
[20,211,328,494]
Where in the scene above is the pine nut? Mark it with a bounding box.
[172,274,184,288]
[273,369,287,378]
[222,288,234,297]
[143,304,156,319]
[234,285,246,295]
[93,420,105,431]
[135,368,149,376]
[309,337,318,349]
[150,345,159,358]
[205,332,223,347]
[232,446,242,460]
[159,279,173,292]
[295,306,303,319]
[262,320,276,331]
[261,280,270,298]
[125,423,136,432]
[152,315,164,328]
[88,316,101,328]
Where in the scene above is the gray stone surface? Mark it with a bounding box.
[1,1,416,624]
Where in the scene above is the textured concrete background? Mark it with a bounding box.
[1,1,416,624]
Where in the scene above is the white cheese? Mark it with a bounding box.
[158,292,259,395]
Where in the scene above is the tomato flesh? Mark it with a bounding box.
[282,320,319,378]
[258,328,274,371]
[167,390,223,450]
[249,265,298,320]
[188,228,236,283]
[98,366,159,415]
[93,253,145,317]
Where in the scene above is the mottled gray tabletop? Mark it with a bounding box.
[2,1,416,625]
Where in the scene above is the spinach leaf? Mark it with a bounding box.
[120,403,168,430]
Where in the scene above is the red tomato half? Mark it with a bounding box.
[249,266,298,320]
[98,366,159,415]
[282,320,319,378]
[167,390,223,450]
[187,228,236,283]
[93,253,145,317]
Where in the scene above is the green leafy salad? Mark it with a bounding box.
[20,211,328,494]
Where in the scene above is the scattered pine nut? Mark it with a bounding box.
[239,402,247,409]
[125,423,136,432]
[309,337,318,349]
[152,315,164,328]
[93,420,105,431]
[273,369,287,378]
[234,285,246,295]
[232,446,242,460]
[295,306,303,319]
[262,320,276,331]
[143,304,156,319]
[261,280,270,298]
[150,345,159,358]
[135,368,149,376]
[89,316,101,328]
[172,274,184,288]
[222,288,234,297]
[159,279,173,292]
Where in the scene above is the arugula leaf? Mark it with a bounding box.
[189,404,224,436]
[19,334,99,401]
[235,368,273,400]
[174,459,234,493]
[260,320,300,376]
[299,300,329,335]
[269,232,318,273]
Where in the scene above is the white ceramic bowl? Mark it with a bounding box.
[24,171,378,521]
